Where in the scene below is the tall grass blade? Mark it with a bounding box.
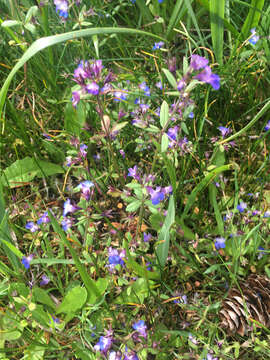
[209,0,225,64]
[166,0,185,40]
[240,0,265,40]
[0,27,165,122]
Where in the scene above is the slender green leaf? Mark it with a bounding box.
[209,0,225,64]
[160,101,169,128]
[156,196,175,268]
[162,68,177,89]
[166,0,185,40]
[181,164,233,220]
[241,0,265,40]
[161,133,169,153]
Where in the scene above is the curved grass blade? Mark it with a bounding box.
[181,164,233,221]
[240,0,265,40]
[209,0,225,64]
[0,27,165,122]
[166,0,185,40]
[219,98,270,145]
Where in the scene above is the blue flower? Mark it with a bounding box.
[264,120,270,131]
[152,41,164,50]
[218,126,231,138]
[132,320,147,338]
[237,201,247,213]
[25,221,39,233]
[248,28,259,45]
[214,237,226,250]
[257,246,266,260]
[54,0,68,18]
[40,274,50,286]
[86,81,99,95]
[147,186,165,205]
[94,335,113,354]
[107,247,126,272]
[63,199,81,217]
[37,211,50,225]
[22,254,33,270]
[78,180,94,200]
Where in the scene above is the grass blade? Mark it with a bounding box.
[209,0,225,64]
[166,0,185,40]
[240,0,265,40]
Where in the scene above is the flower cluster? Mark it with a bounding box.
[71,60,117,107]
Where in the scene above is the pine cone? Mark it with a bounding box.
[219,274,270,336]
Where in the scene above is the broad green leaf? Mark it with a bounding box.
[88,278,109,304]
[160,101,169,128]
[156,196,175,268]
[1,20,22,27]
[111,121,128,133]
[1,157,63,187]
[161,133,169,153]
[64,101,86,136]
[0,27,165,122]
[126,200,141,212]
[33,287,56,310]
[209,0,225,64]
[56,286,87,314]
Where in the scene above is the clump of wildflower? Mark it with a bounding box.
[22,254,33,270]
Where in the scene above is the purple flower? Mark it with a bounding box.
[71,91,81,107]
[79,144,88,158]
[40,274,50,286]
[214,237,226,250]
[21,254,33,270]
[204,354,218,360]
[237,201,247,213]
[248,28,259,45]
[190,54,209,70]
[218,126,231,138]
[119,149,125,158]
[63,199,81,217]
[177,79,186,91]
[152,41,164,50]
[132,320,147,338]
[127,165,140,181]
[264,120,270,131]
[94,335,113,354]
[107,247,126,272]
[147,186,165,205]
[195,66,220,90]
[78,180,94,200]
[167,126,179,141]
[143,232,152,242]
[188,333,199,345]
[54,0,68,18]
[25,221,39,233]
[89,59,103,79]
[37,211,50,225]
[86,81,99,95]
[189,111,194,118]
[61,217,73,231]
[263,211,270,218]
